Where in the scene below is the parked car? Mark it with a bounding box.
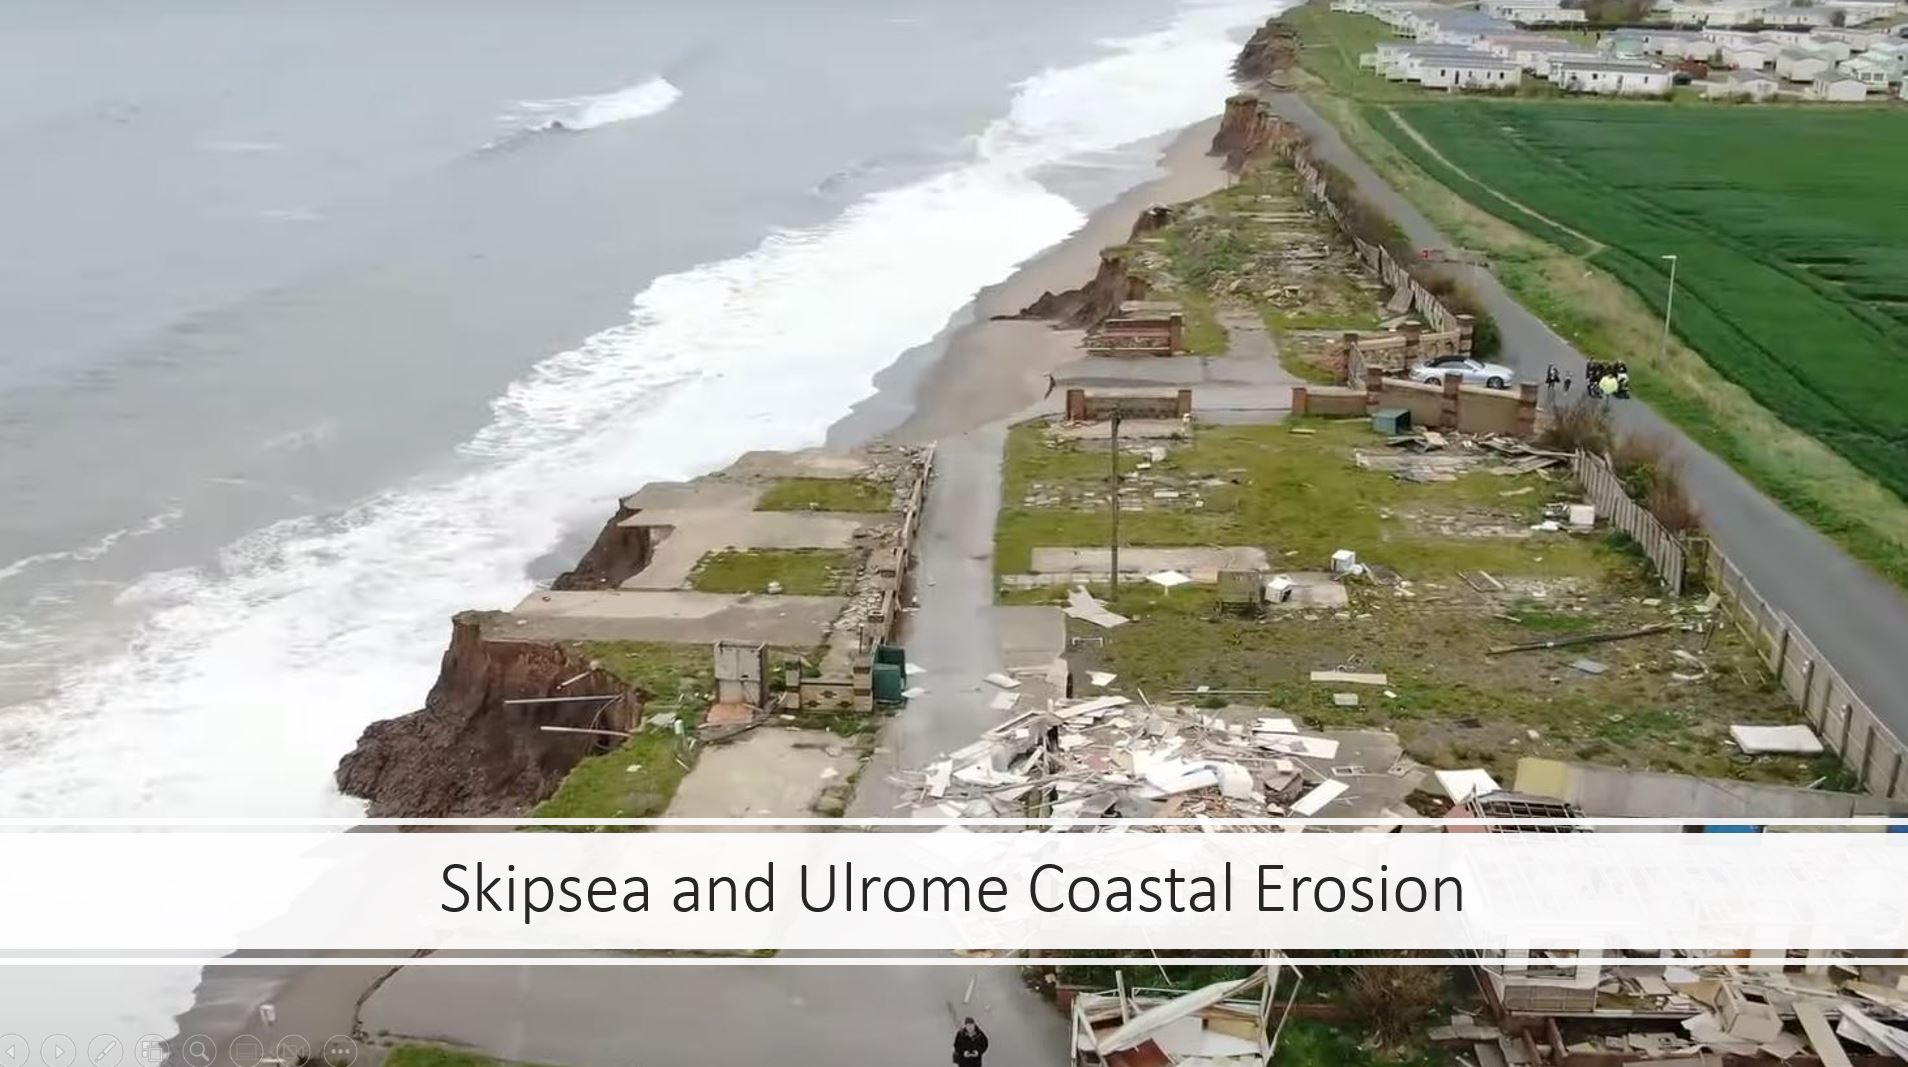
[1412,355,1515,390]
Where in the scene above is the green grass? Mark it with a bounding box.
[756,476,894,512]
[533,641,713,823]
[1054,578,1813,785]
[1368,101,1908,520]
[1274,1020,1453,1067]
[1272,1,1908,587]
[384,1047,559,1067]
[688,548,858,596]
[995,418,1610,579]
[1282,4,1420,101]
[997,418,1816,784]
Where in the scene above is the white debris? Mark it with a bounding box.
[983,673,1021,690]
[1730,724,1823,755]
[1088,671,1118,688]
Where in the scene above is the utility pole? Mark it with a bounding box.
[1657,253,1679,365]
[1109,411,1122,597]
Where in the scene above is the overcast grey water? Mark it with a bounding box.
[0,0,1268,1037]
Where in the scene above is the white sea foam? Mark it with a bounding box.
[506,75,683,133]
[0,0,1278,1034]
[0,0,1271,815]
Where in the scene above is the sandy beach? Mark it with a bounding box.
[831,116,1230,447]
[168,114,1235,1052]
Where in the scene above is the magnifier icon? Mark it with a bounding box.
[181,1037,214,1067]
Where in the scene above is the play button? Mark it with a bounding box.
[1,1034,27,1067]
[42,1036,75,1067]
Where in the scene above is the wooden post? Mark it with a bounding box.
[1839,702,1856,755]
[1109,412,1121,597]
[1858,720,1877,785]
[1773,622,1790,678]
[1885,746,1905,801]
[1801,658,1818,724]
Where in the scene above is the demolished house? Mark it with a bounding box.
[1458,957,1908,1067]
[899,692,1426,827]
[1071,967,1283,1067]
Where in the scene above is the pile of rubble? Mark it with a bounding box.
[1472,957,1908,1067]
[898,690,1425,827]
[1355,431,1569,484]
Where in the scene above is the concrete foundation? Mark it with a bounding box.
[502,590,846,647]
[1029,546,1270,584]
[663,729,862,826]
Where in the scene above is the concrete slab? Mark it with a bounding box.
[663,729,860,826]
[622,480,761,512]
[1028,546,1270,584]
[728,448,876,479]
[504,590,845,647]
[1264,570,1349,612]
[996,605,1067,671]
[1052,418,1188,441]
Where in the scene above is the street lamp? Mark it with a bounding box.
[1657,253,1679,365]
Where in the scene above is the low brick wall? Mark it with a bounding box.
[1085,313,1184,356]
[1290,372,1537,437]
[1065,387,1193,422]
[1291,385,1367,417]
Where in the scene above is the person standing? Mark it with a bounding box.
[955,1018,990,1067]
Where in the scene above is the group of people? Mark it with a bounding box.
[1585,360,1631,399]
[1543,361,1629,401]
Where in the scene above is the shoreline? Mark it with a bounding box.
[828,116,1230,448]
[169,114,1236,1050]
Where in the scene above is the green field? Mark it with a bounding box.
[1367,102,1908,502]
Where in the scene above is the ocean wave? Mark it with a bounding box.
[0,509,182,587]
[0,0,1275,820]
[503,75,682,134]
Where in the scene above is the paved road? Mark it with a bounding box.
[851,421,1014,816]
[363,962,1066,1067]
[1268,92,1908,750]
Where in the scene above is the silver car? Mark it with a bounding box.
[1412,355,1516,390]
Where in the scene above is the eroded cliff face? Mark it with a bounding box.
[1004,209,1171,329]
[335,614,634,817]
[552,504,651,591]
[1209,93,1277,171]
[1233,18,1298,84]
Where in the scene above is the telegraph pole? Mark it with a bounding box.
[1108,411,1122,597]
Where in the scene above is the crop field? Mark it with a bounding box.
[1367,101,1908,501]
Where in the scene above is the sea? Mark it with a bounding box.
[0,0,1275,1039]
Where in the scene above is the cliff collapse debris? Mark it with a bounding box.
[335,613,639,817]
[1001,208,1173,329]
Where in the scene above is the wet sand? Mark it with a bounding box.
[168,115,1234,1054]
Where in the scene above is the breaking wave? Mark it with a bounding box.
[0,0,1272,824]
[505,76,682,133]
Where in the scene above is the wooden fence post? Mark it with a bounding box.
[1773,622,1790,678]
[1801,658,1817,724]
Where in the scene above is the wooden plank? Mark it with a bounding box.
[1795,1001,1854,1067]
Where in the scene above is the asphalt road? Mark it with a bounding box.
[1267,92,1908,754]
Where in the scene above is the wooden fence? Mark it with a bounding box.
[1710,550,1908,801]
[1573,452,1908,800]
[1572,450,1687,595]
[1284,145,1468,335]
